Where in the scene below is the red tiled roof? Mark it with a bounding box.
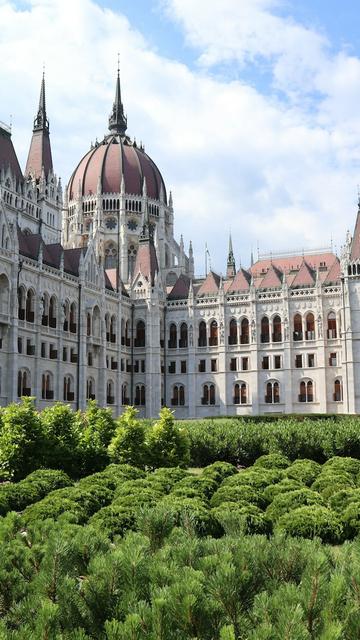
[43,243,63,269]
[197,271,221,296]
[68,135,166,202]
[133,240,159,286]
[63,248,84,276]
[251,252,336,277]
[258,263,283,289]
[25,130,53,180]
[324,259,341,284]
[0,126,23,183]
[291,260,315,287]
[227,268,251,292]
[168,273,190,299]
[17,227,42,259]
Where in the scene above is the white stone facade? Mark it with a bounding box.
[0,75,359,418]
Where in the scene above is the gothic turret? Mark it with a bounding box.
[226,233,236,278]
[25,72,53,180]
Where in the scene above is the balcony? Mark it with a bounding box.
[293,331,303,341]
[26,312,34,323]
[228,336,237,345]
[26,345,35,356]
[240,335,249,345]
[168,340,177,349]
[110,334,116,344]
[179,339,188,348]
[107,395,115,405]
[327,329,337,339]
[134,339,145,348]
[49,318,57,329]
[305,331,315,341]
[70,353,78,364]
[50,349,58,360]
[69,323,77,334]
[260,334,270,343]
[63,320,69,332]
[42,315,48,326]
[198,339,207,347]
[111,361,118,370]
[209,337,218,346]
[18,309,25,321]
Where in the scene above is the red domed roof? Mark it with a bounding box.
[68,134,167,203]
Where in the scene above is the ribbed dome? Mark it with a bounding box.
[68,134,167,203]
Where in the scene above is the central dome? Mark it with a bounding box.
[68,134,167,202]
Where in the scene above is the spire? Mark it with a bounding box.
[108,57,127,135]
[226,232,236,278]
[140,203,153,242]
[33,70,49,133]
[25,70,53,180]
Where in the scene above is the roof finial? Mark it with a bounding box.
[33,68,49,132]
[108,55,127,135]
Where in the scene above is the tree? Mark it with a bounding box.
[40,402,81,476]
[108,407,147,469]
[0,398,45,481]
[147,407,190,469]
[80,401,117,475]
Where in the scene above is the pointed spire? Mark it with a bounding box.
[226,232,236,278]
[108,56,127,135]
[25,70,53,180]
[33,70,49,133]
[140,203,153,242]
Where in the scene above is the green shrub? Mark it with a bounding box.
[222,468,284,490]
[285,459,321,485]
[210,484,264,508]
[329,488,360,512]
[80,401,117,474]
[88,504,137,539]
[0,469,73,516]
[341,500,360,537]
[23,494,86,525]
[147,407,190,469]
[108,406,147,469]
[322,456,360,478]
[311,472,354,495]
[266,488,323,522]
[40,403,81,475]
[170,475,218,500]
[202,461,238,484]
[0,398,45,481]
[160,496,214,535]
[262,478,302,504]
[212,503,272,536]
[253,453,290,470]
[277,505,343,543]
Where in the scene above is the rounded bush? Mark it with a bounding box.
[210,484,264,508]
[311,472,354,495]
[23,496,86,525]
[202,461,238,484]
[341,500,360,538]
[160,496,215,536]
[170,475,218,500]
[88,504,137,539]
[222,468,284,490]
[277,505,343,543]
[262,478,302,504]
[285,459,321,486]
[253,453,290,470]
[329,488,360,512]
[212,503,272,536]
[322,456,360,478]
[266,488,323,522]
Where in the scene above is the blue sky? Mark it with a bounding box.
[2,0,360,272]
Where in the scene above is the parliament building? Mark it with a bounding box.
[1,70,360,417]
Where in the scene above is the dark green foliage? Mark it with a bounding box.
[210,484,264,508]
[0,468,72,516]
[253,453,290,470]
[277,505,343,543]
[285,459,321,485]
[266,488,323,522]
[40,402,81,475]
[0,397,45,480]
[223,467,284,489]
[170,474,218,500]
[147,407,190,469]
[108,406,147,469]
[262,478,302,504]
[79,401,117,474]
[212,503,272,536]
[202,461,238,483]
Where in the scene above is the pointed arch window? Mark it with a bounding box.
[41,372,54,400]
[327,312,337,339]
[305,313,315,340]
[18,370,31,397]
[333,379,343,402]
[198,321,207,347]
[261,317,269,343]
[240,318,249,344]
[293,314,303,341]
[272,315,282,342]
[63,376,74,402]
[265,381,280,404]
[228,319,237,345]
[209,320,218,346]
[25,290,35,323]
[179,323,188,348]
[135,384,145,406]
[202,384,215,405]
[122,383,129,406]
[135,320,146,348]
[299,380,313,403]
[168,323,177,349]
[234,382,247,404]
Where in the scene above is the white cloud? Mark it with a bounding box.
[0,0,360,273]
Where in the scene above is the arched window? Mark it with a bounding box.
[293,314,302,341]
[168,323,177,349]
[234,383,248,405]
[179,323,188,348]
[272,315,282,342]
[229,319,237,345]
[261,317,269,343]
[105,242,118,270]
[18,286,26,320]
[135,384,146,406]
[63,376,74,402]
[299,380,313,403]
[0,274,10,315]
[125,320,130,346]
[41,372,53,400]
[110,315,116,343]
[122,384,129,406]
[105,313,110,342]
[179,385,185,406]
[70,302,77,333]
[17,370,30,397]
[327,312,337,339]
[86,378,95,400]
[334,379,343,402]
[198,321,207,347]
[202,384,215,405]
[305,313,315,340]
[171,385,185,406]
[26,289,35,323]
[87,312,92,337]
[135,320,146,348]
[240,318,249,345]
[265,381,280,404]
[92,306,101,338]
[49,296,57,328]
[209,320,218,346]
